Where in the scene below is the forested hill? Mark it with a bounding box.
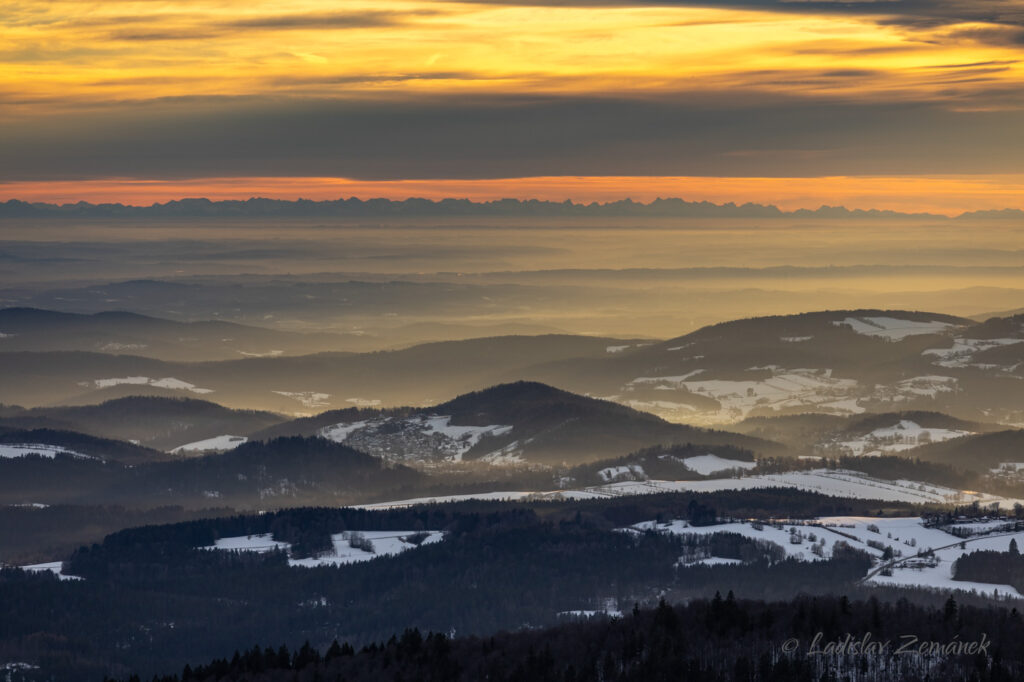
[260,381,786,466]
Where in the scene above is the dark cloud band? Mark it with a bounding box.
[2,93,1023,181]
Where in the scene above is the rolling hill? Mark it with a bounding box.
[3,308,1024,428]
[259,381,786,466]
[0,397,286,451]
[0,436,425,508]
[0,334,641,412]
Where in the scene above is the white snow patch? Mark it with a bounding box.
[273,391,331,409]
[90,376,213,394]
[597,465,646,482]
[346,397,382,407]
[237,349,284,357]
[634,368,862,423]
[320,421,371,442]
[781,336,813,342]
[624,400,699,417]
[629,370,705,385]
[606,344,631,353]
[171,435,247,454]
[683,556,744,566]
[835,316,955,341]
[558,608,623,618]
[357,491,540,509]
[209,534,290,553]
[0,443,93,460]
[288,530,444,567]
[98,342,147,352]
[924,338,1024,368]
[832,420,972,457]
[203,531,443,566]
[93,376,149,387]
[1,663,39,672]
[479,440,525,465]
[683,454,757,475]
[21,561,82,581]
[873,375,959,404]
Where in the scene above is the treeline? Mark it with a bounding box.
[108,594,1024,682]
[954,544,1024,593]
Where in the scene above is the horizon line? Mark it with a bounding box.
[3,195,1023,220]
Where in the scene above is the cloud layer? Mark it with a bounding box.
[3,93,1023,181]
[1,0,1022,195]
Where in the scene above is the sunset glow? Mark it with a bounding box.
[3,0,1023,208]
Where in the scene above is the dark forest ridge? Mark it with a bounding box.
[3,197,1022,220]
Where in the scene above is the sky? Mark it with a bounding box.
[2,0,1024,213]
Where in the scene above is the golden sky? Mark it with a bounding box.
[3,0,1024,210]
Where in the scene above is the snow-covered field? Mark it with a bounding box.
[683,454,757,475]
[358,490,542,509]
[203,530,443,567]
[170,435,247,454]
[630,368,862,423]
[208,533,289,553]
[873,376,958,403]
[320,415,513,462]
[631,515,1024,598]
[288,531,444,567]
[84,376,213,394]
[359,469,1024,509]
[20,561,82,581]
[0,443,92,460]
[831,420,972,457]
[924,338,1024,369]
[835,316,955,341]
[991,463,1024,483]
[597,464,646,481]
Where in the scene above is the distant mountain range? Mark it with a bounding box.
[2,197,1021,220]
